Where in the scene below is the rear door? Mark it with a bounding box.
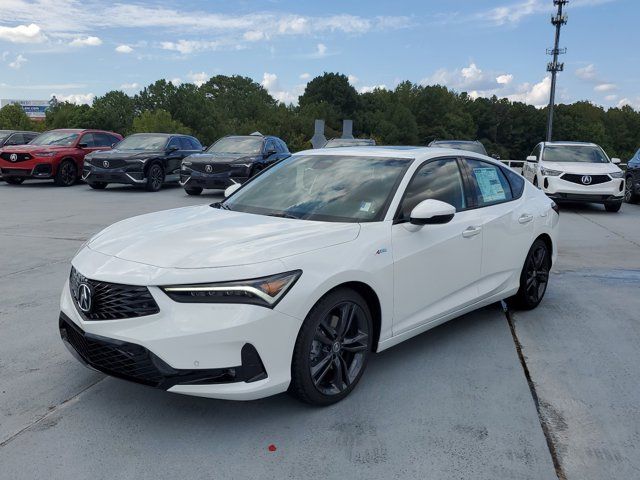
[391,157,483,334]
[460,157,533,299]
[523,143,541,182]
[165,136,185,175]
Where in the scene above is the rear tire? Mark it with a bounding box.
[184,186,203,196]
[508,239,551,311]
[54,159,77,187]
[289,288,373,406]
[624,177,637,203]
[89,182,108,190]
[604,201,622,213]
[145,163,164,192]
[4,177,24,185]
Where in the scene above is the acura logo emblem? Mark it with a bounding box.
[9,153,17,162]
[581,175,592,185]
[103,160,110,168]
[77,283,92,313]
[205,164,213,173]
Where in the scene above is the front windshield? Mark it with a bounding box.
[207,136,262,155]
[543,145,609,163]
[0,131,11,142]
[30,131,79,146]
[433,142,487,155]
[222,154,411,223]
[116,134,167,151]
[325,139,375,148]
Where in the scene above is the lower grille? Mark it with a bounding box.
[0,168,30,176]
[59,313,267,388]
[561,173,611,185]
[190,163,232,174]
[70,267,160,320]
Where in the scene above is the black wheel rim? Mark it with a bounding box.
[61,162,75,185]
[625,181,632,202]
[150,166,162,189]
[309,301,369,396]
[525,245,549,304]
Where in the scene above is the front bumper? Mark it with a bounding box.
[0,163,53,179]
[59,270,302,400]
[180,169,249,190]
[541,175,624,203]
[83,166,145,185]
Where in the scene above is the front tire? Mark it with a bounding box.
[509,239,551,311]
[4,177,24,185]
[89,182,108,190]
[604,201,622,213]
[54,160,77,187]
[624,177,637,203]
[289,288,373,406]
[184,186,203,196]
[145,163,164,192]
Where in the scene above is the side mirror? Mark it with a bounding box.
[611,157,621,164]
[409,199,456,227]
[526,155,538,162]
[167,145,179,153]
[78,143,89,148]
[264,149,277,157]
[224,183,241,198]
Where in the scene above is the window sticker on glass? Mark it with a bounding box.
[359,201,373,212]
[473,168,506,203]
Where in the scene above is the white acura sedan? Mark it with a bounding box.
[59,147,559,405]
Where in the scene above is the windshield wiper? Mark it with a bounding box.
[266,212,300,219]
[210,202,232,210]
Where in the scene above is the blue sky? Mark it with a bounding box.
[0,0,637,109]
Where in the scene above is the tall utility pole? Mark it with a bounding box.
[546,0,568,141]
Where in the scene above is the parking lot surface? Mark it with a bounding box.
[1,181,638,479]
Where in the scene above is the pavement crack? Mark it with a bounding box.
[501,301,567,480]
[573,210,640,249]
[1,259,70,279]
[0,376,106,448]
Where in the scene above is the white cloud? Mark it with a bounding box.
[69,36,102,47]
[167,77,182,85]
[594,83,616,92]
[496,74,513,85]
[52,93,95,105]
[0,23,46,43]
[316,43,327,57]
[160,39,224,54]
[8,54,27,69]
[424,62,504,91]
[617,97,640,109]
[359,85,388,94]
[120,82,139,90]
[115,44,133,53]
[476,0,615,26]
[576,64,597,81]
[243,30,264,41]
[299,73,311,80]
[260,72,305,105]
[187,71,209,87]
[604,94,618,102]
[347,74,359,86]
[507,76,551,107]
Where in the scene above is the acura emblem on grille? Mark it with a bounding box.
[103,160,110,168]
[9,153,17,162]
[77,283,93,313]
[581,175,592,185]
[205,164,213,173]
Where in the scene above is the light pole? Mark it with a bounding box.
[546,0,568,142]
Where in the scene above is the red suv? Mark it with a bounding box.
[0,129,122,186]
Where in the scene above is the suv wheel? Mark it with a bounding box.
[54,160,77,187]
[605,201,622,213]
[624,177,637,203]
[89,182,108,190]
[184,186,203,196]
[508,239,551,310]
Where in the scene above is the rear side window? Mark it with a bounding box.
[178,137,193,150]
[80,133,96,147]
[279,139,290,153]
[94,133,114,147]
[187,137,202,150]
[501,167,525,199]
[464,158,513,207]
[397,158,466,220]
[167,137,181,150]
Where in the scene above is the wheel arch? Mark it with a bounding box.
[56,156,77,173]
[535,233,554,266]
[143,158,164,177]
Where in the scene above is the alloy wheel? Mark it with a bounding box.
[309,301,369,396]
[524,244,550,305]
[60,162,76,185]
[624,179,633,202]
[149,165,163,191]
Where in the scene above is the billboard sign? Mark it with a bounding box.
[0,99,50,120]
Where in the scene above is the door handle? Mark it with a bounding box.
[518,214,534,224]
[462,226,482,238]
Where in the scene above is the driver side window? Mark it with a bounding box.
[397,158,466,221]
[167,137,181,151]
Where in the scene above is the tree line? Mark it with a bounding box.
[1,72,639,160]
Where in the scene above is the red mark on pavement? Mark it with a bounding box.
[268,444,277,452]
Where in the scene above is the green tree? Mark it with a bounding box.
[92,90,135,135]
[45,102,95,129]
[0,104,33,130]
[132,109,191,134]
[298,73,359,129]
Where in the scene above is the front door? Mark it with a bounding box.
[392,157,482,335]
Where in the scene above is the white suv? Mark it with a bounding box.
[522,141,625,212]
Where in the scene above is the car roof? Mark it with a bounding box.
[295,145,497,162]
[542,141,599,147]
[431,140,481,144]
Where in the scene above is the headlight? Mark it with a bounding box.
[182,161,192,167]
[160,270,302,308]
[540,167,562,176]
[231,163,252,168]
[609,171,624,179]
[34,151,57,157]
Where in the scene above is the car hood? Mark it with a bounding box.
[89,149,162,160]
[542,161,622,174]
[2,144,71,153]
[187,152,260,164]
[87,205,360,269]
